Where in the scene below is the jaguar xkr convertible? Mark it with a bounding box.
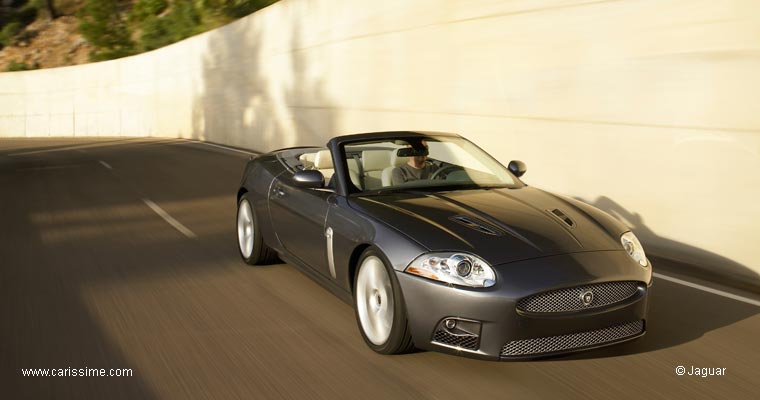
[235,131,651,360]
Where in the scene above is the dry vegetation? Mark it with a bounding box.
[0,0,89,70]
[0,0,275,71]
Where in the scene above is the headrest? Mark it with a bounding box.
[313,150,333,169]
[390,151,410,167]
[362,150,390,171]
[299,152,317,164]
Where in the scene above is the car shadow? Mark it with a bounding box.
[550,277,759,361]
[541,196,760,361]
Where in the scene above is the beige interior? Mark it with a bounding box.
[381,151,410,187]
[360,150,391,190]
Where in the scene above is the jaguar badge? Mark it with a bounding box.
[580,290,594,306]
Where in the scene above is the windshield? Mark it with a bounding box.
[342,135,521,193]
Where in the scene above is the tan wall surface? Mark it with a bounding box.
[2,0,759,282]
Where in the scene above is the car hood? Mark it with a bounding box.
[349,187,628,265]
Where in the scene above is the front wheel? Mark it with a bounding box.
[237,194,278,265]
[354,248,415,354]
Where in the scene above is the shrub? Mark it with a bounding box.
[164,0,201,40]
[0,1,39,48]
[129,0,168,23]
[139,15,171,51]
[223,0,276,19]
[138,0,200,51]
[200,0,276,19]
[19,3,40,24]
[78,0,136,61]
[0,22,24,47]
[6,59,40,71]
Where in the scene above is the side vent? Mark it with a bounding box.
[550,209,575,227]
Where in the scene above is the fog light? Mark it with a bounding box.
[432,318,483,351]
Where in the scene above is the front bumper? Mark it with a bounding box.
[396,250,651,360]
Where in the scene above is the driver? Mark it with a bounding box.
[391,141,437,185]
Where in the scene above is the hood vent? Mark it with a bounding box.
[550,209,575,227]
[449,215,504,236]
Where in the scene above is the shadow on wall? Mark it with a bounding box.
[192,8,337,152]
[578,195,759,291]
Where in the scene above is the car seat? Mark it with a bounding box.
[361,150,391,190]
[381,151,410,187]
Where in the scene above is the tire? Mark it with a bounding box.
[237,194,278,265]
[353,247,415,354]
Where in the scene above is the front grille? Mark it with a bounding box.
[432,329,479,350]
[517,281,641,313]
[500,320,644,357]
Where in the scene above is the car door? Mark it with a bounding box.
[268,172,332,276]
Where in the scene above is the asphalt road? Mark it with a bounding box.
[1,137,758,400]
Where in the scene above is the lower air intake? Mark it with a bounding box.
[500,320,644,357]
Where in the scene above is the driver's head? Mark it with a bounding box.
[408,140,428,169]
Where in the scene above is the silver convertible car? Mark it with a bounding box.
[236,131,652,360]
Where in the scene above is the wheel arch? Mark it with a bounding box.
[237,187,248,202]
[348,243,373,294]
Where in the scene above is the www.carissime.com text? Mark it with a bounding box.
[21,367,133,377]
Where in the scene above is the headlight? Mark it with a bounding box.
[621,231,648,267]
[405,252,495,288]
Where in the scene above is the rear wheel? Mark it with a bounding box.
[354,248,415,354]
[237,194,278,265]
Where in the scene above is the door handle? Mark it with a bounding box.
[273,185,285,197]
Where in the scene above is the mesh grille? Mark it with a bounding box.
[432,330,479,350]
[500,320,644,357]
[517,281,641,313]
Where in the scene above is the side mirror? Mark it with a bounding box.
[508,160,526,178]
[292,170,324,188]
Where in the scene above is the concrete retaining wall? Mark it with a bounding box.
[2,0,759,283]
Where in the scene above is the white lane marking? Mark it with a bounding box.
[142,199,197,239]
[15,165,81,171]
[654,272,760,307]
[99,160,112,170]
[9,144,98,156]
[179,140,257,155]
